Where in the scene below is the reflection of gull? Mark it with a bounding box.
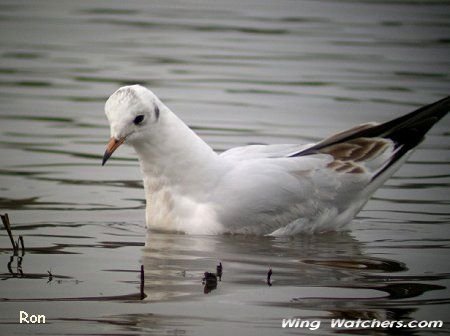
[102,85,449,235]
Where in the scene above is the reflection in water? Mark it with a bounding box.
[1,253,65,284]
[6,254,23,278]
[0,225,448,333]
[144,232,446,333]
[1,246,60,282]
[302,256,406,273]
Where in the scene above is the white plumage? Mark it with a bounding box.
[103,85,449,235]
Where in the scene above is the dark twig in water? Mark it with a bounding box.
[140,265,145,300]
[267,267,273,287]
[216,261,223,281]
[1,213,18,253]
[18,236,25,255]
[1,214,27,279]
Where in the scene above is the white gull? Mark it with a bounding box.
[102,85,449,235]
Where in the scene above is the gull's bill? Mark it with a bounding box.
[102,137,125,166]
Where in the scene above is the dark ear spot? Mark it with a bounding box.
[155,105,160,121]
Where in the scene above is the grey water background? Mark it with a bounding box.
[0,0,449,335]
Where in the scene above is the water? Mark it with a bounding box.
[0,0,449,335]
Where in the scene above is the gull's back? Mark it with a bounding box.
[213,97,449,235]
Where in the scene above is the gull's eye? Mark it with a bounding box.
[133,115,145,125]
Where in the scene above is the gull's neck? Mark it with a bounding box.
[132,107,221,197]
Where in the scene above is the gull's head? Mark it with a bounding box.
[102,85,161,166]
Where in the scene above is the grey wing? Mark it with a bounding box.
[219,143,311,160]
[213,154,367,235]
[215,97,449,235]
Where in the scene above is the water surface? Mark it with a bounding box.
[1,1,449,335]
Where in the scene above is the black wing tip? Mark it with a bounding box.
[384,96,449,147]
[290,96,449,158]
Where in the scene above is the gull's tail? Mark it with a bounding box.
[290,96,449,191]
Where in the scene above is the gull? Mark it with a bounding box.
[102,85,449,235]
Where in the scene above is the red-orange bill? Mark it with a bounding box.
[102,137,125,166]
